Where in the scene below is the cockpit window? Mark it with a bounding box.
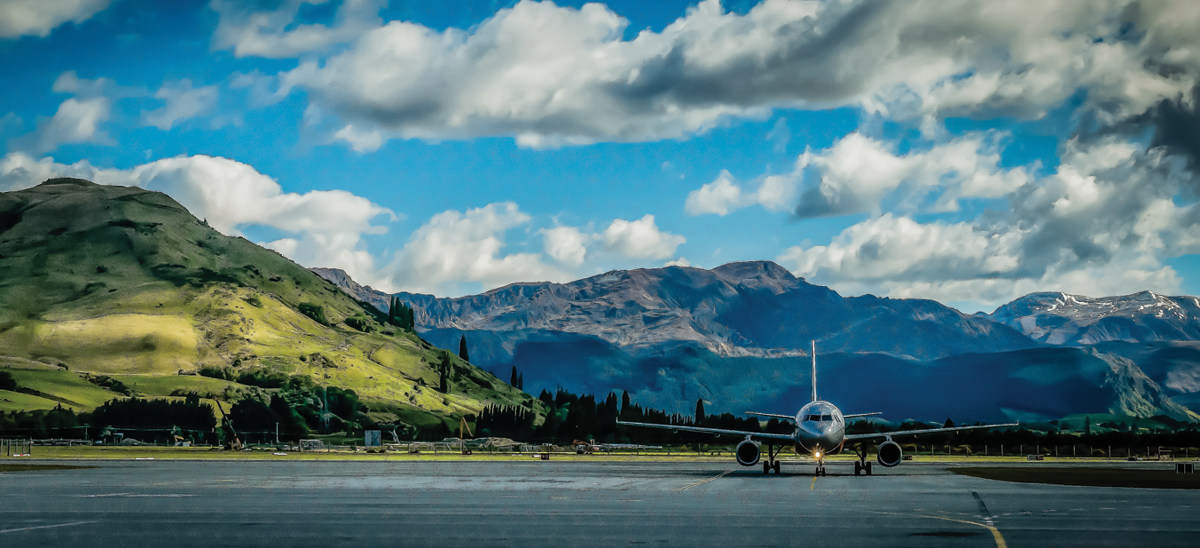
[805,414,834,422]
[820,414,832,421]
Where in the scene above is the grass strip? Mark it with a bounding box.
[952,466,1200,489]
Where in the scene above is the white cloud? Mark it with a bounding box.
[665,257,692,267]
[51,70,143,99]
[0,152,395,285]
[0,0,112,39]
[541,225,589,266]
[255,0,1200,149]
[685,170,743,216]
[691,132,1030,218]
[333,124,384,152]
[142,80,220,130]
[776,137,1199,311]
[384,202,567,295]
[8,97,113,153]
[229,70,289,107]
[792,132,1030,217]
[210,0,385,58]
[602,214,685,260]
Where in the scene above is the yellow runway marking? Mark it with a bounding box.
[810,476,817,490]
[865,511,1006,548]
[922,515,1007,548]
[678,470,731,491]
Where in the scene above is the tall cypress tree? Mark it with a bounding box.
[510,366,518,387]
[438,352,451,393]
[695,398,706,424]
[458,335,469,362]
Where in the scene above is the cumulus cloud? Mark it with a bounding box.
[383,202,567,295]
[333,124,384,152]
[541,225,589,266]
[602,215,686,260]
[0,0,112,39]
[8,97,113,153]
[792,132,1030,217]
[254,0,1200,149]
[0,152,395,285]
[776,137,1199,310]
[685,168,803,216]
[690,132,1030,218]
[142,80,220,130]
[210,0,385,58]
[685,170,743,216]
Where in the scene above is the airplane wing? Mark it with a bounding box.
[843,412,882,419]
[616,420,795,441]
[843,422,1018,442]
[745,411,795,421]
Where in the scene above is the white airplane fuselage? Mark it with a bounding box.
[792,400,845,458]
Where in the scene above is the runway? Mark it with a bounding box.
[2,458,1196,547]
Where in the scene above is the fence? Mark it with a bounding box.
[2,438,32,456]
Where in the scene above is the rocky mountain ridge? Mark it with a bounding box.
[317,261,1036,361]
[987,291,1200,345]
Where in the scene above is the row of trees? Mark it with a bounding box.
[388,297,416,332]
[472,388,1200,448]
[475,389,776,444]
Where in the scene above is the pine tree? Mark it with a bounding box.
[510,366,518,387]
[695,398,705,424]
[458,335,469,362]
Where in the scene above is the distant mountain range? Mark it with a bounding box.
[316,263,1200,423]
[988,291,1200,345]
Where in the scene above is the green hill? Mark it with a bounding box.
[0,178,536,433]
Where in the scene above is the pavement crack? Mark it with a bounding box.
[972,491,995,526]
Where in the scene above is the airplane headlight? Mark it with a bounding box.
[815,451,821,458]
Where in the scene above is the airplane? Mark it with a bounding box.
[616,341,1018,476]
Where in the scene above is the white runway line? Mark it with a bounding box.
[0,521,97,534]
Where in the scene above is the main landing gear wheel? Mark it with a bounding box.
[853,444,873,476]
[762,444,783,474]
[814,466,826,476]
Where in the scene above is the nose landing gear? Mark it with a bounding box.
[852,444,872,476]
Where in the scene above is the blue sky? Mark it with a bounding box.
[2,0,1200,313]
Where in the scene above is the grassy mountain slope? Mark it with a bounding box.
[0,178,535,428]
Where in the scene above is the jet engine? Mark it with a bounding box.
[877,440,903,467]
[735,440,761,466]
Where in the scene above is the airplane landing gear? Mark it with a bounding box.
[761,444,783,474]
[853,444,872,476]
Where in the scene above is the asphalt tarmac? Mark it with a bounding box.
[1,458,1197,547]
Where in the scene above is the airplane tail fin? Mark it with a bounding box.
[811,340,818,402]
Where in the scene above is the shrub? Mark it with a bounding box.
[198,366,236,381]
[298,302,329,325]
[345,316,373,333]
[244,294,263,307]
[0,371,17,391]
